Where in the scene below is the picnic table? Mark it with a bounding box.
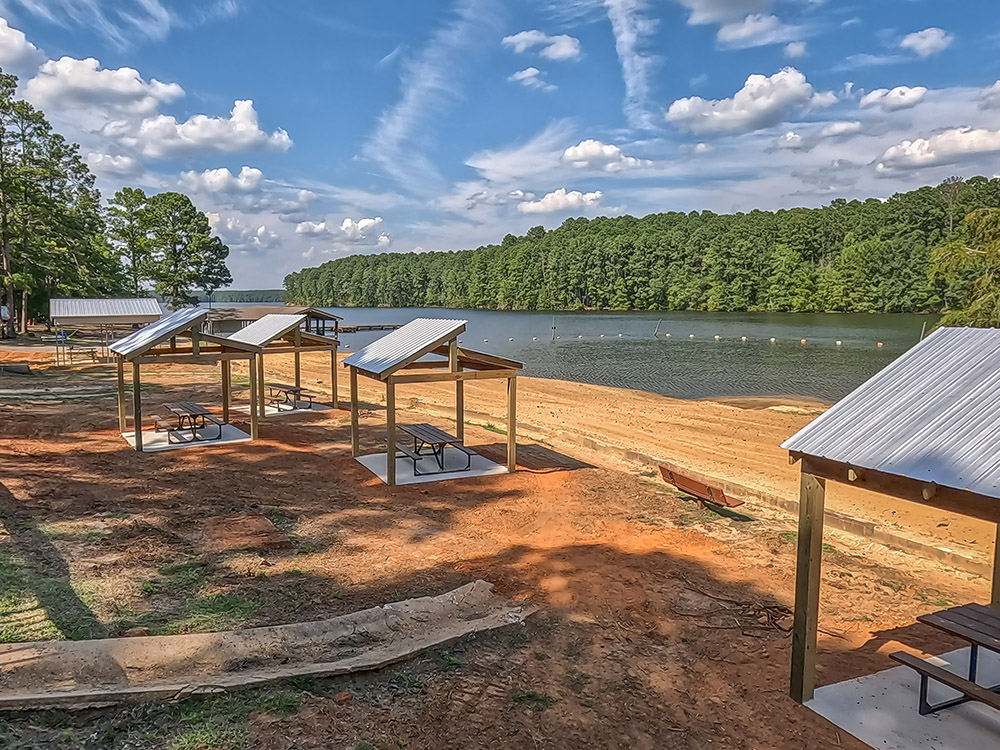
[154,401,224,444]
[264,382,316,411]
[891,602,1000,715]
[396,423,474,475]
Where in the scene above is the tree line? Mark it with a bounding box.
[0,69,232,338]
[285,176,1000,326]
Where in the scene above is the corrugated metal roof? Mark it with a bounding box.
[50,298,162,321]
[782,327,1000,499]
[109,307,207,358]
[343,318,467,379]
[227,314,307,347]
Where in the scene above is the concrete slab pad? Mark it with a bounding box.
[809,647,1000,749]
[233,401,333,418]
[121,425,252,453]
[357,448,507,485]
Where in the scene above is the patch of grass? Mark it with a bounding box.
[168,689,300,750]
[440,650,461,668]
[388,672,425,696]
[154,593,262,635]
[879,579,903,593]
[482,422,507,435]
[512,690,557,711]
[638,469,658,478]
[509,629,530,649]
[822,543,835,553]
[778,530,797,543]
[676,506,721,527]
[159,559,209,588]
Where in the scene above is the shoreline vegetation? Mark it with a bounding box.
[285,177,1000,327]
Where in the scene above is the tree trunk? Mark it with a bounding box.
[20,287,27,333]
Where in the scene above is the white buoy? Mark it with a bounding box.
[508,337,514,342]
[714,335,721,341]
[689,334,695,339]
[770,337,776,343]
[483,338,488,343]
[800,339,807,345]
[877,341,884,348]
[556,335,561,340]
[600,334,605,338]
[741,336,747,342]
[532,336,537,341]
[578,334,583,339]
[618,333,623,337]
[836,340,842,346]
[665,333,670,338]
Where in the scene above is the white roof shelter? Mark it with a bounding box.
[343,318,523,486]
[782,327,1000,705]
[50,298,162,327]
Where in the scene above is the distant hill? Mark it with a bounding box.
[197,289,286,303]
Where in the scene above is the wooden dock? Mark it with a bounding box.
[339,323,402,334]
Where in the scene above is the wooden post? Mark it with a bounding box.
[349,367,359,457]
[992,523,1000,606]
[450,340,464,442]
[790,469,827,703]
[191,331,200,356]
[330,349,339,409]
[294,329,302,391]
[257,354,266,421]
[386,379,396,486]
[221,360,231,424]
[506,376,516,472]
[116,358,126,432]
[248,355,258,439]
[131,362,143,452]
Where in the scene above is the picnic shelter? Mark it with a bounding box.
[343,318,523,486]
[782,326,1000,748]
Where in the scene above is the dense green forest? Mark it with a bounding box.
[196,289,285,303]
[0,69,232,337]
[285,177,1000,325]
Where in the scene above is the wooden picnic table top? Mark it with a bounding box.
[264,382,302,393]
[163,401,212,417]
[398,422,462,446]
[918,603,1000,652]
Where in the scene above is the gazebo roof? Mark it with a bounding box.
[343,318,468,379]
[109,308,208,359]
[783,326,1000,500]
[227,314,307,347]
[50,297,162,325]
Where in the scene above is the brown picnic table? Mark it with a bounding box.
[264,382,316,411]
[890,602,1000,715]
[154,401,224,444]
[396,423,474,474]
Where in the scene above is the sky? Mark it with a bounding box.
[1,0,999,288]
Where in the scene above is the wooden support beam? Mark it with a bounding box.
[330,349,339,410]
[450,340,464,442]
[131,362,143,453]
[389,368,518,385]
[132,352,254,365]
[222,360,231,424]
[257,354,265,424]
[993,523,1000,607]
[248,352,258,439]
[294,329,302,390]
[349,367,360,457]
[507,377,516,473]
[191,331,200,356]
[386,380,396,487]
[790,469,826,703]
[116,358,126,432]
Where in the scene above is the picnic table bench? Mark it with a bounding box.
[264,382,317,411]
[396,423,474,475]
[154,401,224,444]
[890,602,1000,715]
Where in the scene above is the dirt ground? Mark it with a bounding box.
[0,355,989,749]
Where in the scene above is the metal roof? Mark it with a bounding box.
[109,307,208,358]
[50,298,162,321]
[227,314,307,347]
[782,327,1000,500]
[343,318,467,379]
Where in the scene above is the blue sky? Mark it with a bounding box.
[1,1,999,287]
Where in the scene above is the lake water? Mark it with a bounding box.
[314,308,932,403]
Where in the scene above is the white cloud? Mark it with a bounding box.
[900,27,953,58]
[562,139,653,171]
[0,18,44,75]
[134,100,292,158]
[603,0,660,129]
[86,152,142,177]
[180,166,264,193]
[363,0,502,191]
[665,67,834,134]
[518,188,602,213]
[208,213,280,253]
[717,14,802,49]
[502,30,582,61]
[877,126,1000,172]
[508,67,556,92]
[466,120,570,182]
[25,56,184,115]
[675,0,773,25]
[784,41,806,58]
[296,216,384,242]
[463,187,536,209]
[777,131,805,149]
[978,81,1000,110]
[860,85,927,112]
[819,121,861,138]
